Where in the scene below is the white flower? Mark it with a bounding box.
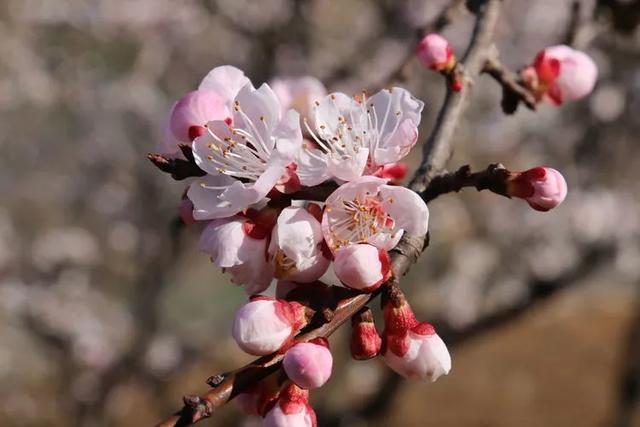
[269,207,330,283]
[322,176,429,251]
[297,88,424,185]
[199,216,273,295]
[189,82,303,219]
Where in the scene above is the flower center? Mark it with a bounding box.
[203,101,273,182]
[328,195,395,246]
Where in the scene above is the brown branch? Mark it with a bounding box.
[420,163,510,203]
[155,1,502,425]
[482,55,538,114]
[409,0,502,193]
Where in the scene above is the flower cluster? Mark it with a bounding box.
[153,63,577,426]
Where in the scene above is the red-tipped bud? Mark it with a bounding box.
[232,297,308,356]
[416,33,456,72]
[333,244,391,292]
[506,167,568,211]
[350,307,382,360]
[264,383,317,427]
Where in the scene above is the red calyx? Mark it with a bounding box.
[351,309,382,360]
[188,125,206,141]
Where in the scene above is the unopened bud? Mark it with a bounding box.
[350,307,382,360]
[232,297,308,356]
[283,338,333,389]
[264,383,317,427]
[333,244,391,292]
[416,33,455,72]
[506,167,567,211]
[169,90,229,142]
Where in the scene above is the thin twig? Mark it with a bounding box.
[410,0,502,193]
[420,163,510,203]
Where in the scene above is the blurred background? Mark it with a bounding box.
[1,0,639,426]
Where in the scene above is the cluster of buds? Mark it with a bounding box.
[151,61,582,425]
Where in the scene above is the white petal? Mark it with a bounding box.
[199,217,264,268]
[369,88,424,164]
[272,207,323,261]
[234,83,282,150]
[323,176,388,208]
[198,65,251,103]
[314,92,362,137]
[378,185,429,236]
[273,109,303,162]
[373,119,419,164]
[187,175,242,220]
[327,148,369,182]
[296,146,331,186]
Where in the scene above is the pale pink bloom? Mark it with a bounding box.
[264,384,317,427]
[232,297,307,356]
[333,244,390,292]
[269,207,330,283]
[271,77,327,120]
[169,90,231,143]
[350,308,382,360]
[322,176,429,251]
[199,216,273,295]
[529,45,597,105]
[283,339,333,389]
[416,33,454,71]
[189,82,303,219]
[507,167,568,211]
[297,88,423,185]
[383,322,451,382]
[155,65,249,158]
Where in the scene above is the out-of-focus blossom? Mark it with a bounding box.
[416,33,455,71]
[382,289,451,382]
[523,45,598,105]
[283,338,333,389]
[269,206,330,283]
[264,384,317,427]
[156,65,250,157]
[506,167,568,211]
[232,297,307,356]
[350,308,382,360]
[322,176,429,251]
[297,88,423,185]
[189,82,303,219]
[271,77,327,120]
[199,214,274,295]
[333,244,390,292]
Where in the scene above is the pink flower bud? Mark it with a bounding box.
[350,308,382,360]
[232,297,307,356]
[333,244,391,292]
[169,90,230,142]
[529,45,597,105]
[383,322,452,382]
[264,384,317,427]
[283,338,333,389]
[416,33,455,71]
[507,167,568,211]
